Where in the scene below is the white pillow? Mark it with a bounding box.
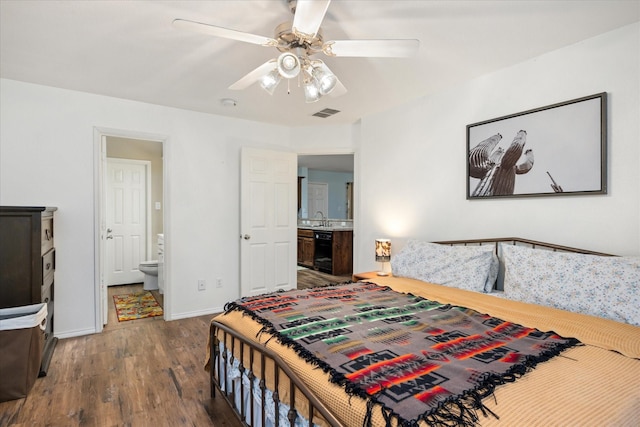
[501,243,640,326]
[391,240,498,292]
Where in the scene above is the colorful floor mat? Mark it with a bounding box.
[113,291,163,322]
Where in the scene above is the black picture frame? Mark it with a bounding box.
[466,92,607,199]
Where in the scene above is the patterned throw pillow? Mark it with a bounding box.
[501,243,640,326]
[391,240,498,292]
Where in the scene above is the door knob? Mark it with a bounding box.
[107,228,112,232]
[243,234,251,240]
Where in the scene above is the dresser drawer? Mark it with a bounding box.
[43,249,55,283]
[42,276,53,304]
[298,228,315,238]
[42,284,54,341]
[41,216,54,255]
[42,274,54,343]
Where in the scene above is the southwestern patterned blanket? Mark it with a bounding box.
[225,282,580,426]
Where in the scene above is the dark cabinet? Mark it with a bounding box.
[0,206,58,376]
[298,228,353,276]
[331,230,353,276]
[297,228,315,268]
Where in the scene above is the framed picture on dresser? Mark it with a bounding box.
[466,92,607,199]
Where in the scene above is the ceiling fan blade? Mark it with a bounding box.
[323,39,420,58]
[229,60,277,90]
[173,19,277,47]
[328,78,347,98]
[292,0,331,39]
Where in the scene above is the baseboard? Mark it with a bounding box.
[55,326,97,339]
[170,306,225,320]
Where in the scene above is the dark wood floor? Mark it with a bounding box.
[0,270,348,426]
[296,266,352,289]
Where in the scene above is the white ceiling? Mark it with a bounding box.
[1,1,638,128]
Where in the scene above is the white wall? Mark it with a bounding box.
[355,23,640,272]
[290,124,354,154]
[0,80,291,337]
[1,22,638,338]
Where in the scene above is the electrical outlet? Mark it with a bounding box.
[216,278,223,288]
[198,280,206,291]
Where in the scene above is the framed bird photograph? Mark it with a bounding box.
[466,92,607,199]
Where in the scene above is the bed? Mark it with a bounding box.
[207,238,640,427]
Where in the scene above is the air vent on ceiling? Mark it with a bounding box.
[312,108,341,118]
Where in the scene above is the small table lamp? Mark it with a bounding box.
[375,239,391,276]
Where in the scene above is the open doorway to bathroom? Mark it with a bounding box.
[104,137,164,324]
[95,130,166,333]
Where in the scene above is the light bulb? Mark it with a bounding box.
[276,52,301,79]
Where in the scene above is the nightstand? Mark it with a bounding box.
[352,271,393,281]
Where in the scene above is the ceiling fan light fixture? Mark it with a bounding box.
[176,1,422,105]
[276,52,301,79]
[259,69,282,95]
[312,62,337,95]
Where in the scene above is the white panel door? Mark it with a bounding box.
[240,148,297,297]
[106,158,148,286]
[308,182,329,219]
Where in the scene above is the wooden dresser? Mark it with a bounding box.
[0,206,58,376]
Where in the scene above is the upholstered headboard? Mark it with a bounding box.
[433,237,614,291]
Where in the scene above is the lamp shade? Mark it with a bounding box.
[276,52,301,79]
[303,78,322,103]
[375,239,391,262]
[312,62,337,95]
[259,68,281,95]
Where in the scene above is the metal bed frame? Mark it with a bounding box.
[432,237,613,256]
[210,321,344,427]
[209,237,614,426]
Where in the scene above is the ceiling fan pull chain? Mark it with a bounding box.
[287,78,291,95]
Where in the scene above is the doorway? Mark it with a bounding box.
[297,154,354,220]
[94,129,167,332]
[307,182,329,219]
[296,153,356,279]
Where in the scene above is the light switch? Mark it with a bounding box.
[155,202,161,210]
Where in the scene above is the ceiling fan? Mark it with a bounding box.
[173,0,420,103]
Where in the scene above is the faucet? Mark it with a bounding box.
[315,211,326,227]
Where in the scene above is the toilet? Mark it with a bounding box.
[139,260,159,291]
